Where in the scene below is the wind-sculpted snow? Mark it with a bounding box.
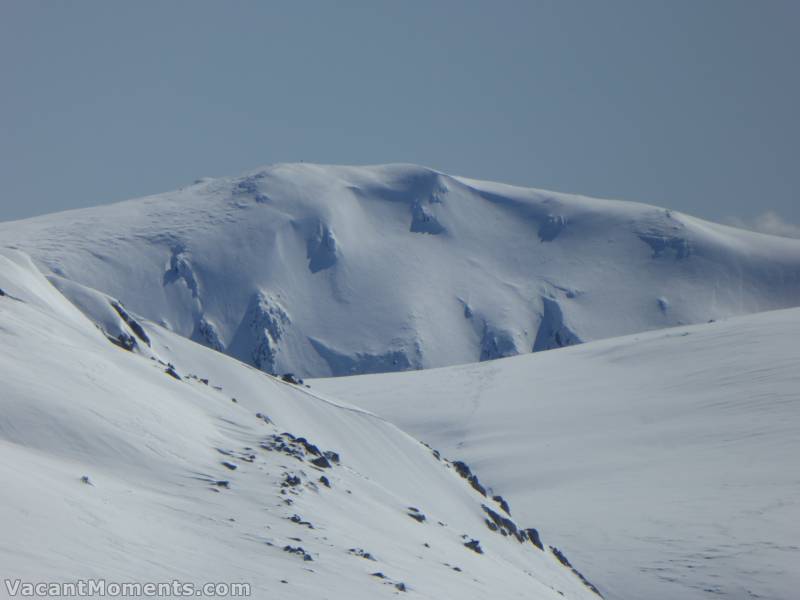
[229,290,292,373]
[304,220,340,273]
[534,297,581,351]
[315,308,800,600]
[0,249,599,599]
[1,162,799,377]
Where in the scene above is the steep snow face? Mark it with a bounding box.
[0,249,598,600]
[1,163,799,377]
[314,308,800,600]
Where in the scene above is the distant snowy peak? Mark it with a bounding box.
[1,162,799,377]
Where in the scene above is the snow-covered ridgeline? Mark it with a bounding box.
[2,163,798,377]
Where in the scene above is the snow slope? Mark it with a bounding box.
[0,249,599,600]
[315,308,800,600]
[1,163,799,377]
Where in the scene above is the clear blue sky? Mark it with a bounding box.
[1,1,798,232]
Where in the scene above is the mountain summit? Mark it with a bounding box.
[2,163,799,377]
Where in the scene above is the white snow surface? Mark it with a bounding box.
[0,249,599,599]
[314,308,800,600]
[1,163,799,377]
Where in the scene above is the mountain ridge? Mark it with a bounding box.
[0,247,601,599]
[2,162,798,377]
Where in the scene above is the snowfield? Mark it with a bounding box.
[315,307,800,600]
[1,163,799,377]
[0,249,599,600]
[1,162,798,599]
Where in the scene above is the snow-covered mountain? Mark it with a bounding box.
[0,248,599,600]
[1,163,798,378]
[315,308,800,600]
[3,162,798,599]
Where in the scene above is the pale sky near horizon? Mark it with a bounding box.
[1,1,798,235]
